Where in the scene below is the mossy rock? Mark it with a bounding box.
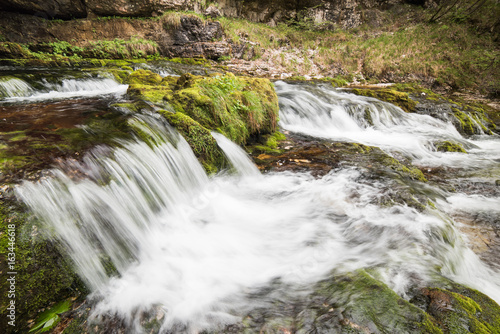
[417,284,500,334]
[351,88,418,113]
[0,198,83,334]
[228,270,442,333]
[0,42,31,59]
[452,108,479,136]
[316,270,443,334]
[435,141,467,153]
[127,69,162,85]
[126,70,280,156]
[159,110,226,174]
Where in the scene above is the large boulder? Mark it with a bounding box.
[0,0,86,19]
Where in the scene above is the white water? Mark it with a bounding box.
[16,109,500,332]
[276,81,500,169]
[0,77,34,97]
[212,131,261,177]
[0,77,127,103]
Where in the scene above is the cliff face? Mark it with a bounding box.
[0,0,407,29]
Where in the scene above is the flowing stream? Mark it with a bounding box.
[5,72,500,332]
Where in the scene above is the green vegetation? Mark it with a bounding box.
[216,3,499,94]
[31,37,159,60]
[421,285,500,334]
[159,111,226,174]
[435,140,468,153]
[0,199,83,334]
[29,300,71,333]
[351,88,418,113]
[123,69,279,171]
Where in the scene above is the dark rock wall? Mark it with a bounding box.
[0,0,86,19]
[0,0,408,29]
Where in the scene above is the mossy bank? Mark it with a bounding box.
[124,69,279,172]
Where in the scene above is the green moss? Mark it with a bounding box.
[422,286,500,334]
[315,270,442,333]
[265,131,286,149]
[128,71,279,147]
[435,140,467,153]
[127,69,162,85]
[168,57,211,67]
[0,199,83,334]
[107,69,131,84]
[452,108,478,135]
[378,155,427,182]
[351,88,418,113]
[158,110,225,173]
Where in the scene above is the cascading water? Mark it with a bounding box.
[212,131,261,177]
[0,74,127,103]
[276,81,500,170]
[16,89,500,334]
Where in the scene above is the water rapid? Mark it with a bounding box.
[16,104,500,332]
[276,81,500,170]
[0,75,127,103]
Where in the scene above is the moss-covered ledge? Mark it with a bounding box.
[350,87,418,113]
[126,70,279,143]
[125,69,280,171]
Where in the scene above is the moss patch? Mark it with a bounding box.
[158,110,225,174]
[317,270,443,334]
[0,199,83,334]
[350,88,418,113]
[435,141,467,153]
[126,70,279,145]
[420,285,500,334]
[124,70,279,171]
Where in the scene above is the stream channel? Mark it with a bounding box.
[1,62,499,333]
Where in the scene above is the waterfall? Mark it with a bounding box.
[212,131,261,177]
[0,76,127,103]
[0,77,34,98]
[276,81,500,169]
[16,107,500,332]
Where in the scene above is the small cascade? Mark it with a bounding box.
[16,111,500,331]
[16,115,208,290]
[0,76,127,103]
[276,81,500,169]
[0,77,34,97]
[212,131,261,177]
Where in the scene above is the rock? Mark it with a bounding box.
[173,16,223,45]
[204,4,221,18]
[124,70,279,171]
[85,0,192,17]
[350,87,418,113]
[0,0,86,19]
[160,16,229,59]
[0,42,31,58]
